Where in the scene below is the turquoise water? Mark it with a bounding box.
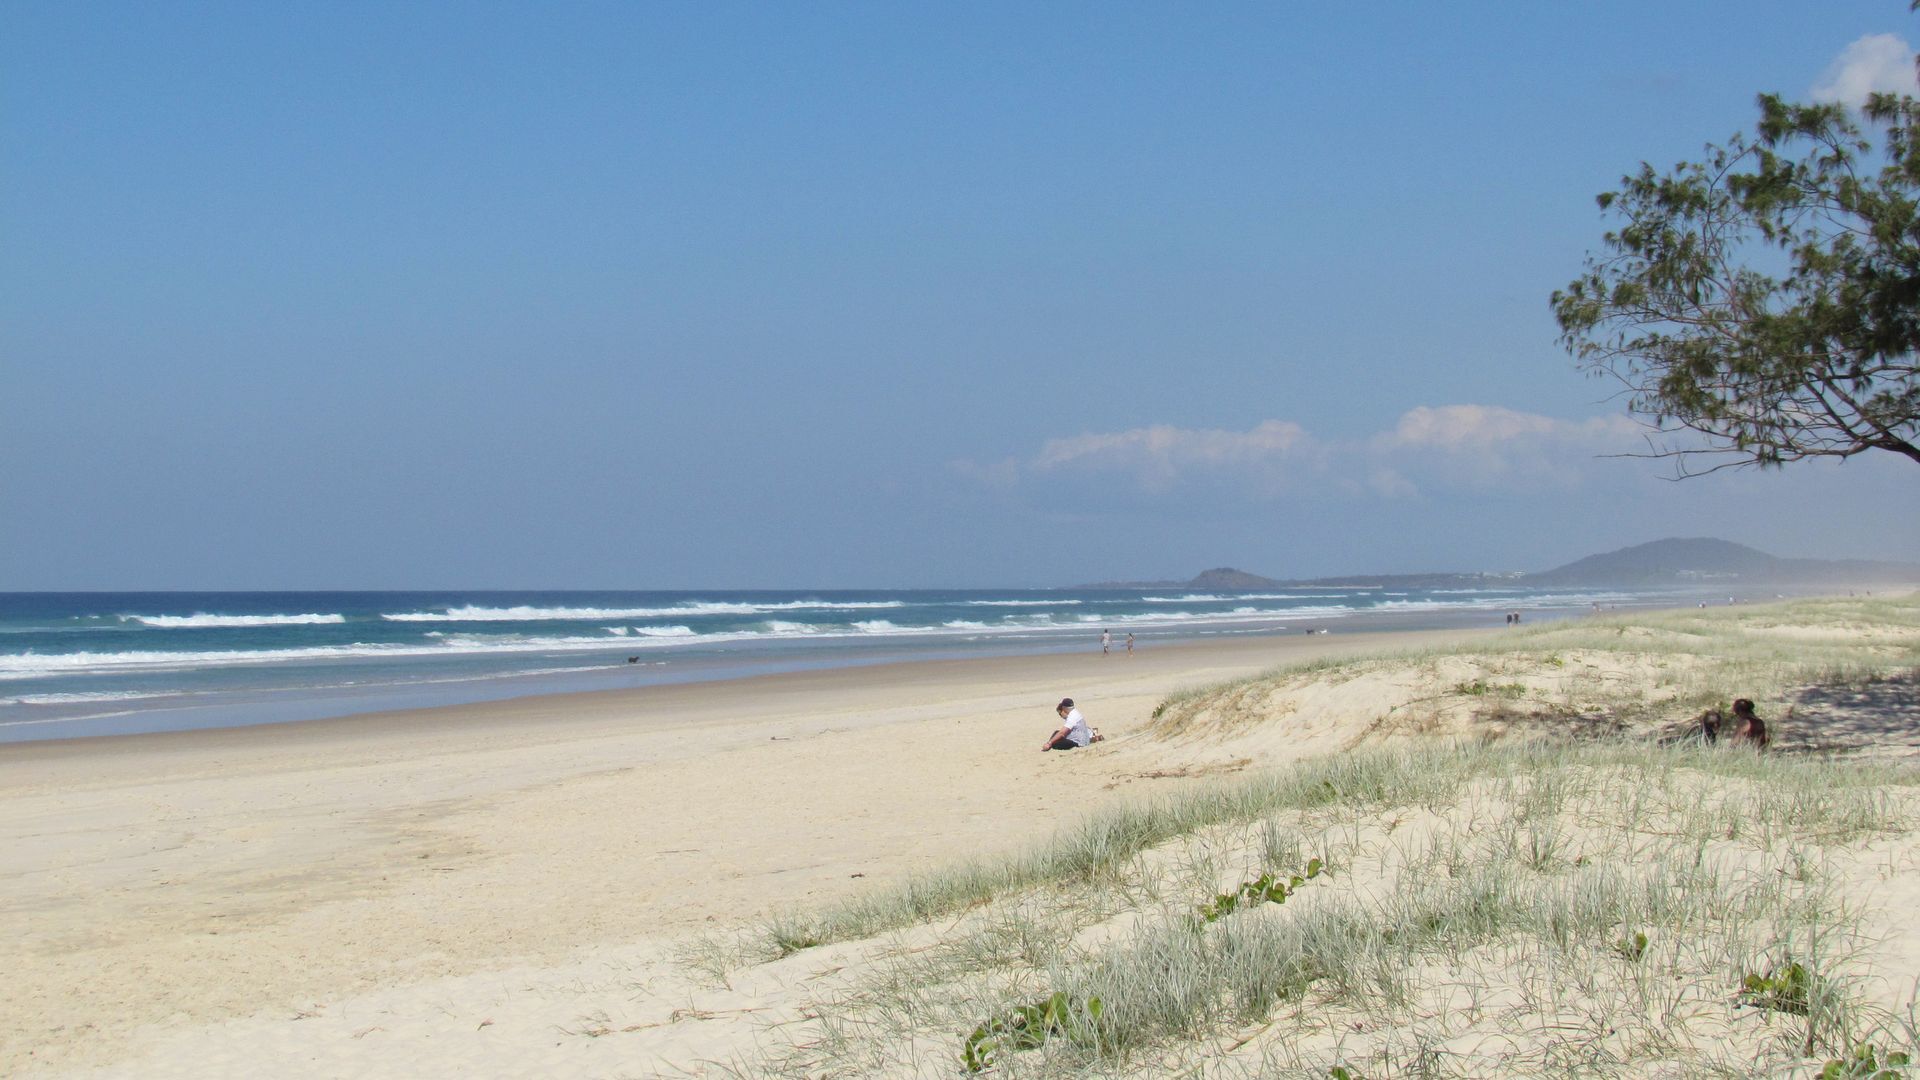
[0,585,1682,742]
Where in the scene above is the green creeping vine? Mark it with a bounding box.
[958,860,1325,1071]
[1198,858,1324,924]
[1454,680,1526,698]
[961,992,1104,1073]
[1612,930,1649,962]
[1820,1044,1912,1079]
[1739,961,1812,1015]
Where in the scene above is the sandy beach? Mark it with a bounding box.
[15,4,1920,1074]
[10,594,1918,1078]
[3,626,1487,1077]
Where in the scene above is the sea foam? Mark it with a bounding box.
[964,599,1080,607]
[120,613,347,628]
[0,646,403,677]
[381,600,906,622]
[0,633,697,678]
[1140,593,1318,603]
[1,690,165,705]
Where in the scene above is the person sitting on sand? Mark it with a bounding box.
[1042,698,1103,751]
[1727,698,1769,749]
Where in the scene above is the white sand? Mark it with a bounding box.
[3,628,1481,1077]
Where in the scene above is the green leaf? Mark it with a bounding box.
[1739,960,1812,1015]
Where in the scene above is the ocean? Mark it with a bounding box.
[0,584,1695,743]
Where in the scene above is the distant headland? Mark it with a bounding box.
[1075,537,1920,590]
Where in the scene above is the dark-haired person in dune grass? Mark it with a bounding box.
[1728,698,1770,749]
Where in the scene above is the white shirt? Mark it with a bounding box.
[1061,708,1091,747]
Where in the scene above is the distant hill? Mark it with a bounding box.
[1076,538,1919,591]
[1077,566,1513,591]
[1524,537,1920,587]
[1076,567,1284,591]
[1187,567,1285,591]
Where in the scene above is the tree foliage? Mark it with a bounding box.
[1554,91,1920,475]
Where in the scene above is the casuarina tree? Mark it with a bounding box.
[1553,87,1920,476]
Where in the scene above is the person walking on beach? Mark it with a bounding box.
[1042,698,1103,751]
[1101,629,1111,655]
[1125,632,1134,656]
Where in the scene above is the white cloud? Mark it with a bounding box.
[1371,405,1641,493]
[964,405,1643,499]
[1811,34,1918,106]
[1366,467,1416,499]
[1377,404,1591,449]
[1030,419,1313,493]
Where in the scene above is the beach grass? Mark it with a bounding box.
[756,739,1916,961]
[716,595,1920,1077]
[1152,595,1920,739]
[741,742,1917,1077]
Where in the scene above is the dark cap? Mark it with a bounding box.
[1057,698,1074,709]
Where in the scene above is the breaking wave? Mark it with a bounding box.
[0,690,166,705]
[380,600,907,622]
[963,599,1079,607]
[119,613,347,628]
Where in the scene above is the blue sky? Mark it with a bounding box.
[4,2,1917,588]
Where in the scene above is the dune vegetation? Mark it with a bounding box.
[689,596,1920,1078]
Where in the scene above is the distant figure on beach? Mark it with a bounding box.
[627,656,640,664]
[1728,698,1769,749]
[1101,629,1111,655]
[1125,632,1135,656]
[1042,698,1103,751]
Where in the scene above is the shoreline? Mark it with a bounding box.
[1,624,1487,1076]
[1,590,1753,745]
[3,618,1505,752]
